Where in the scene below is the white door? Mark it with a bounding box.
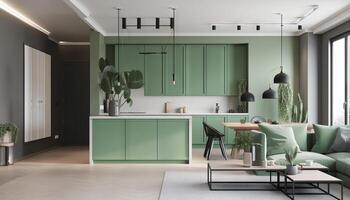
[24,45,51,142]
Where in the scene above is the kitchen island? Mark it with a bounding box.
[90,115,192,164]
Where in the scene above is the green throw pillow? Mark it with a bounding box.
[259,124,301,156]
[281,124,308,151]
[312,124,338,154]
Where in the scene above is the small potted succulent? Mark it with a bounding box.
[285,146,299,175]
[0,123,18,144]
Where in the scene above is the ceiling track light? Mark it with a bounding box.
[212,25,216,30]
[137,17,141,29]
[298,25,303,30]
[256,25,260,31]
[237,25,241,30]
[122,18,127,29]
[155,17,160,29]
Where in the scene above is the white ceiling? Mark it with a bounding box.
[66,0,350,36]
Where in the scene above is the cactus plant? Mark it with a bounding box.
[291,93,308,123]
[278,84,293,122]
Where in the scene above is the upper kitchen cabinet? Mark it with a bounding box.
[144,45,165,96]
[117,45,145,74]
[164,45,185,96]
[206,45,226,95]
[226,44,248,95]
[185,45,205,96]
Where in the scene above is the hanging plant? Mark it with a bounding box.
[237,80,248,113]
[278,84,293,122]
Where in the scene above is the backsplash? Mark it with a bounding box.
[113,88,238,113]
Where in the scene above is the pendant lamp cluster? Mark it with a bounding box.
[115,8,177,85]
[241,13,288,102]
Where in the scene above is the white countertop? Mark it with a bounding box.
[95,112,248,116]
[90,115,192,119]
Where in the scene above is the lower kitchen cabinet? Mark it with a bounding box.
[126,120,158,160]
[92,119,126,160]
[192,116,206,145]
[206,116,226,134]
[158,120,189,160]
[91,117,190,164]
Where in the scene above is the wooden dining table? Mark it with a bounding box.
[222,122,314,134]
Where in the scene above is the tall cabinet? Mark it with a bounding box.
[24,45,51,142]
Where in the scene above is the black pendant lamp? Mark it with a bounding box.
[241,91,255,102]
[273,14,289,84]
[262,84,277,99]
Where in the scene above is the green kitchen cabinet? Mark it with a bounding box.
[117,45,145,74]
[126,120,158,160]
[192,116,206,145]
[92,119,126,160]
[185,45,205,95]
[226,44,248,95]
[205,116,226,135]
[206,45,226,95]
[158,120,189,160]
[144,45,164,96]
[164,45,185,96]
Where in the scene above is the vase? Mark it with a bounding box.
[231,148,244,159]
[0,131,12,144]
[286,165,298,175]
[243,152,252,167]
[108,100,116,116]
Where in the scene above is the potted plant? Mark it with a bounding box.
[285,146,299,175]
[232,132,260,167]
[98,58,143,116]
[0,123,18,144]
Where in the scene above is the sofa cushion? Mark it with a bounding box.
[311,124,338,154]
[259,124,300,156]
[268,151,336,170]
[328,127,350,153]
[282,124,308,151]
[327,152,350,177]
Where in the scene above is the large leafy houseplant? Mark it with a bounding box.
[98,57,143,115]
[0,123,18,143]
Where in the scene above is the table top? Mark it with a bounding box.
[222,122,314,133]
[300,162,328,170]
[208,160,286,171]
[286,170,341,182]
[0,143,14,147]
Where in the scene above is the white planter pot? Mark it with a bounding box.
[231,148,244,159]
[243,152,252,167]
[286,165,298,175]
[0,131,12,144]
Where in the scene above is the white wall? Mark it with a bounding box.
[114,88,238,114]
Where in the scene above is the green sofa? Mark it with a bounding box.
[251,124,350,188]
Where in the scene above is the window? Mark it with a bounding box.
[331,34,349,125]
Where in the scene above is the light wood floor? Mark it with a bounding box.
[0,146,227,200]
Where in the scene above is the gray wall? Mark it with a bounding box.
[320,20,350,125]
[59,45,90,145]
[0,10,63,160]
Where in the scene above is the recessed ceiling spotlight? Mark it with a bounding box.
[256,25,260,31]
[212,25,216,30]
[237,25,241,30]
[298,25,303,30]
